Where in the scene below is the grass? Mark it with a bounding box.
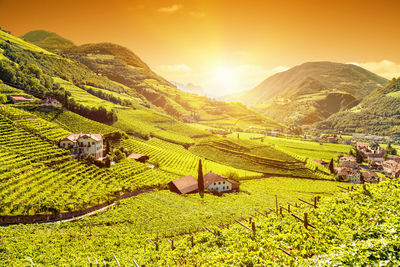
[0,177,344,265]
[229,133,352,162]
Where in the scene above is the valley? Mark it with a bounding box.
[0,20,399,266]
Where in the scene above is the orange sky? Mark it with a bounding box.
[1,0,400,96]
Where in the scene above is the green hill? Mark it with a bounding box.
[21,30,75,49]
[317,77,400,136]
[225,62,387,126]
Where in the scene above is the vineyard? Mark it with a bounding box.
[1,178,398,265]
[0,105,178,215]
[121,137,263,179]
[189,137,324,178]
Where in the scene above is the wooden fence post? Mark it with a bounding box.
[313,197,317,208]
[288,203,291,213]
[275,195,278,213]
[191,235,194,247]
[279,206,283,216]
[304,212,308,229]
[251,222,256,232]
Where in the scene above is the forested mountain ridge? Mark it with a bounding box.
[224,61,388,126]
[317,77,400,136]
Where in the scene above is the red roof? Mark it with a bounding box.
[169,175,198,194]
[10,96,35,101]
[128,153,148,160]
[204,172,240,188]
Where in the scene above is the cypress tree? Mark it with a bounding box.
[198,159,204,196]
[329,158,334,174]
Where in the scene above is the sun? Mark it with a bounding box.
[214,67,236,86]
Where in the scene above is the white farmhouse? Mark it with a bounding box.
[59,133,104,160]
[204,171,239,193]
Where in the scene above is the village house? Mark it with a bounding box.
[59,133,104,160]
[342,139,352,145]
[335,167,362,183]
[39,98,62,107]
[327,137,337,143]
[382,160,400,177]
[338,156,357,169]
[314,160,329,169]
[9,95,35,103]
[204,172,240,193]
[362,172,380,184]
[168,175,198,195]
[356,142,386,162]
[168,171,240,195]
[369,161,383,171]
[127,153,149,163]
[387,155,400,163]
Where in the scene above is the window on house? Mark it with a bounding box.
[223,186,225,190]
[218,182,221,185]
[92,142,95,145]
[223,181,225,184]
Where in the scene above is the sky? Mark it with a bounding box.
[1,0,400,96]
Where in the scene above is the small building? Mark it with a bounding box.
[362,172,379,184]
[338,156,357,169]
[168,175,198,195]
[39,98,62,107]
[342,139,352,145]
[204,172,239,193]
[128,153,149,163]
[387,155,400,163]
[327,137,337,143]
[9,96,35,103]
[382,160,398,175]
[59,133,104,160]
[335,167,361,183]
[369,161,383,171]
[314,160,329,169]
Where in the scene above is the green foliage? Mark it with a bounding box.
[198,159,204,194]
[386,142,397,155]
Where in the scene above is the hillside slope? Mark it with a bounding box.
[226,62,387,125]
[317,77,400,136]
[20,30,75,49]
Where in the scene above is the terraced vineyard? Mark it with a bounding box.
[189,137,326,179]
[3,178,396,266]
[121,137,263,179]
[0,106,179,215]
[110,159,180,189]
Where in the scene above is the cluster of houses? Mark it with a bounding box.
[58,133,150,165]
[168,171,240,195]
[315,142,399,184]
[9,96,62,106]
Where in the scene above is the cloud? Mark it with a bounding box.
[157,64,191,76]
[157,4,183,13]
[189,11,206,18]
[347,60,400,79]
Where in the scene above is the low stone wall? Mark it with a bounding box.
[0,189,152,225]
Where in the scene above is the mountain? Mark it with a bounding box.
[226,62,388,125]
[20,30,75,49]
[317,77,400,136]
[170,81,205,96]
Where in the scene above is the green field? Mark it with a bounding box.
[229,133,353,162]
[0,177,345,265]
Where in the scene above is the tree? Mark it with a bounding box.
[198,159,204,197]
[386,142,397,155]
[329,158,334,174]
[105,140,111,155]
[355,149,363,164]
